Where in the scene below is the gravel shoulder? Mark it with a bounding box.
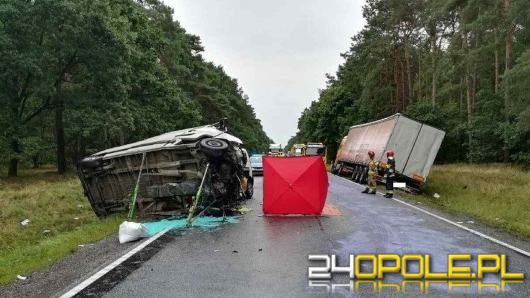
[0,233,136,298]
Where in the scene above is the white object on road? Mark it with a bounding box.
[393,182,406,188]
[17,275,27,281]
[118,221,149,244]
[20,219,30,226]
[433,193,440,199]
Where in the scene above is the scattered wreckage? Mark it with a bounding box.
[77,121,253,219]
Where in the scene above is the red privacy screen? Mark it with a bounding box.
[263,156,328,215]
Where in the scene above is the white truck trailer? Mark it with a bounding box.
[333,113,445,191]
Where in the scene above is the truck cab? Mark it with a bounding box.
[306,142,326,160]
[268,144,284,157]
[290,144,306,156]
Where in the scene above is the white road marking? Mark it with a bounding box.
[59,228,171,298]
[335,175,530,258]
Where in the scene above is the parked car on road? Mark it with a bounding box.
[249,154,263,176]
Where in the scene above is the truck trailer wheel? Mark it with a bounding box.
[360,167,368,184]
[337,163,344,176]
[353,165,362,182]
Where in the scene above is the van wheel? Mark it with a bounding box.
[199,138,228,159]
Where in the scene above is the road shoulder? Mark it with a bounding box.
[0,234,136,298]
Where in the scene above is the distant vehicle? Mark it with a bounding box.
[249,154,263,176]
[305,142,326,160]
[77,122,252,218]
[333,113,445,191]
[290,144,306,156]
[268,143,285,157]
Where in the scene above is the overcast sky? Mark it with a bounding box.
[167,0,366,146]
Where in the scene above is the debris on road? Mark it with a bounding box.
[238,206,252,214]
[119,221,149,244]
[467,220,474,224]
[16,275,28,281]
[143,216,240,236]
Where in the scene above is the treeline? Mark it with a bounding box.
[0,0,270,177]
[289,0,530,165]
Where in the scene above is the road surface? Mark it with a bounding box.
[60,174,530,297]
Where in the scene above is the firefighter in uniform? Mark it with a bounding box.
[383,150,395,198]
[361,150,378,194]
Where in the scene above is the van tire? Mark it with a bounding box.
[199,138,228,158]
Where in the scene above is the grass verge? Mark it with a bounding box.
[0,166,124,285]
[397,163,530,238]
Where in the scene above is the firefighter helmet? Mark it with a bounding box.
[368,150,375,158]
[386,150,394,157]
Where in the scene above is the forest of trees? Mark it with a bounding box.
[289,0,530,165]
[0,0,271,177]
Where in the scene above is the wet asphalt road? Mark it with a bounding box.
[80,174,529,297]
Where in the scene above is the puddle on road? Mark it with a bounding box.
[143,216,240,236]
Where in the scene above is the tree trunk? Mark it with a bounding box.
[418,53,422,100]
[32,155,40,169]
[430,27,437,108]
[459,77,464,116]
[55,81,66,174]
[494,29,500,94]
[8,158,18,177]
[405,44,412,102]
[503,0,513,162]
[7,137,21,177]
[400,51,406,111]
[393,49,401,113]
[462,31,473,159]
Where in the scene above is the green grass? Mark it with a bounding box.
[398,164,530,238]
[0,166,124,285]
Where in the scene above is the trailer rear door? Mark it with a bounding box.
[402,125,445,181]
[385,116,422,173]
